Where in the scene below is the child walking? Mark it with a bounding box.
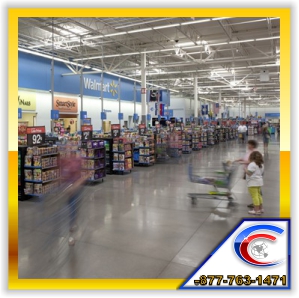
[245,151,264,215]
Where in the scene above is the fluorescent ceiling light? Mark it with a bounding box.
[256,36,280,41]
[128,28,153,33]
[153,23,180,29]
[209,42,228,46]
[181,19,211,25]
[212,17,231,21]
[121,52,139,56]
[175,42,196,47]
[19,48,90,69]
[229,39,254,44]
[104,32,127,38]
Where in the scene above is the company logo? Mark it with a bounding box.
[234,224,285,267]
[18,95,31,107]
[110,80,118,97]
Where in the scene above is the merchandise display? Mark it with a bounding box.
[182,130,192,154]
[134,135,155,166]
[168,130,182,158]
[80,140,106,182]
[23,145,60,196]
[155,130,169,161]
[112,138,133,173]
[191,130,202,151]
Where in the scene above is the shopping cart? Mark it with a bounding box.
[188,161,237,203]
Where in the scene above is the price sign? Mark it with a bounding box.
[26,126,45,146]
[169,123,174,133]
[138,124,146,135]
[111,124,121,138]
[81,125,93,141]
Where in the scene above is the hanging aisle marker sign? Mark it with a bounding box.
[81,125,93,141]
[111,124,121,138]
[139,124,146,135]
[26,126,45,147]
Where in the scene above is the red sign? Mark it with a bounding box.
[139,124,146,129]
[26,126,45,134]
[111,124,121,130]
[203,121,209,125]
[222,121,227,126]
[81,125,93,132]
[141,88,147,94]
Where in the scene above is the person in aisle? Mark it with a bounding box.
[262,123,271,154]
[237,122,247,143]
[235,139,260,208]
[60,154,86,245]
[245,151,265,215]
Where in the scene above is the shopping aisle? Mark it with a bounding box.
[18,136,280,279]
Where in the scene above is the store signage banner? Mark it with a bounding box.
[201,105,208,115]
[82,118,91,125]
[138,124,146,135]
[159,104,165,116]
[53,96,78,113]
[150,90,162,102]
[165,109,173,117]
[118,113,124,120]
[18,121,28,137]
[265,113,280,118]
[81,125,93,141]
[111,124,121,138]
[18,91,36,111]
[147,114,151,121]
[18,108,22,119]
[26,126,46,146]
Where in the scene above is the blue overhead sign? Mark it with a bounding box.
[265,113,280,118]
[50,109,59,120]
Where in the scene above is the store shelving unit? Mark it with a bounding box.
[182,131,192,154]
[248,126,254,136]
[207,128,215,146]
[191,130,201,151]
[168,130,182,158]
[18,145,28,200]
[23,146,60,197]
[98,137,113,175]
[112,138,133,174]
[155,131,169,161]
[80,140,106,182]
[201,129,208,148]
[134,135,155,166]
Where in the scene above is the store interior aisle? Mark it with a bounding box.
[18,136,280,279]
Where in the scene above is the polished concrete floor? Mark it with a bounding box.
[18,135,280,279]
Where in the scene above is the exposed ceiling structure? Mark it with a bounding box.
[18,17,280,107]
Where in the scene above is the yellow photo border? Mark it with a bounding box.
[9,8,290,290]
